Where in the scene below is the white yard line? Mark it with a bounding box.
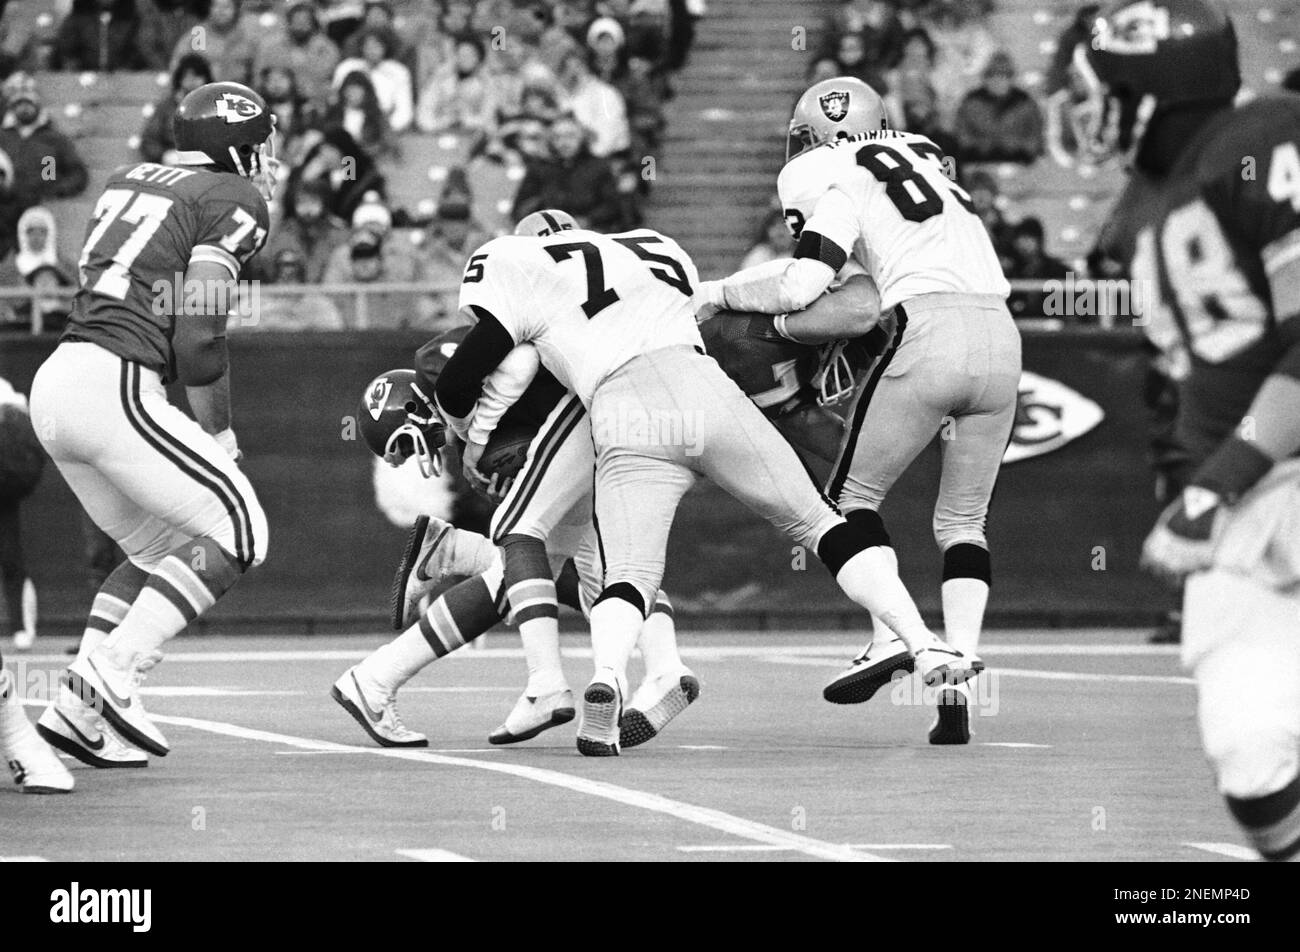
[0,856,49,862]
[396,849,476,862]
[1183,842,1258,861]
[677,843,951,854]
[150,712,890,863]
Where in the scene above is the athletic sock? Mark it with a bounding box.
[590,585,645,687]
[869,547,900,646]
[101,538,242,662]
[501,534,566,696]
[0,667,36,752]
[1227,774,1300,861]
[76,560,149,664]
[446,526,499,577]
[833,547,938,654]
[637,593,682,680]
[941,543,991,656]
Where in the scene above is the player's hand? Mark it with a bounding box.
[1140,486,1225,583]
[484,472,514,504]
[694,280,728,323]
[461,440,491,494]
[214,428,243,464]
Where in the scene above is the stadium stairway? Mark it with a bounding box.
[646,0,839,278]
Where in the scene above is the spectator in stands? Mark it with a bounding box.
[13,206,76,285]
[618,45,669,172]
[739,209,793,269]
[139,0,209,70]
[322,190,424,288]
[255,1,340,110]
[341,2,417,77]
[332,27,413,133]
[900,84,958,158]
[0,73,89,254]
[253,247,345,329]
[495,82,560,163]
[964,170,1015,274]
[54,0,146,72]
[140,53,214,164]
[12,263,75,333]
[325,69,394,158]
[587,16,626,84]
[324,228,435,330]
[953,51,1044,166]
[421,181,492,320]
[885,28,934,117]
[512,113,629,229]
[171,0,257,83]
[258,65,321,161]
[554,48,629,159]
[415,36,511,139]
[822,0,903,63]
[289,125,385,222]
[264,177,348,282]
[1,6,58,72]
[833,30,887,93]
[806,55,841,85]
[1006,216,1069,318]
[537,1,588,77]
[922,0,997,125]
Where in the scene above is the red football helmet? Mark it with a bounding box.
[173,81,280,198]
[358,369,446,477]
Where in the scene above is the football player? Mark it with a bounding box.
[28,82,275,764]
[697,76,1021,744]
[1,647,74,792]
[433,212,982,756]
[1079,0,1300,861]
[333,210,700,750]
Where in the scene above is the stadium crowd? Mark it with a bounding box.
[0,0,701,331]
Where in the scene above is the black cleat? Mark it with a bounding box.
[928,688,971,745]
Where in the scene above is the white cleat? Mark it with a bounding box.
[914,643,984,688]
[12,630,35,651]
[390,515,455,630]
[37,687,148,768]
[488,688,575,745]
[65,648,169,757]
[620,668,700,748]
[823,636,915,704]
[1,671,73,794]
[577,668,625,757]
[330,667,428,748]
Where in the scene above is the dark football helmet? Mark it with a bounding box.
[173,81,279,198]
[1075,0,1240,161]
[358,369,446,477]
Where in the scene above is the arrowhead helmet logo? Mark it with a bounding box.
[367,379,393,421]
[214,92,263,124]
[818,90,851,122]
[1093,0,1171,55]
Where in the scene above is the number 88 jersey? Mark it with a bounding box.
[63,162,269,381]
[779,130,1009,311]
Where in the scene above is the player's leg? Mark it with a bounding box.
[33,465,151,768]
[685,350,977,687]
[32,349,268,756]
[490,396,591,731]
[0,645,74,793]
[390,514,499,631]
[335,553,509,747]
[927,302,1020,742]
[0,496,36,650]
[1185,571,1300,860]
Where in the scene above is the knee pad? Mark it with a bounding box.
[592,581,647,619]
[555,558,583,612]
[943,542,991,584]
[1226,773,1300,861]
[816,510,891,576]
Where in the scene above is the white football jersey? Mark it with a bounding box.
[779,131,1010,310]
[457,228,703,405]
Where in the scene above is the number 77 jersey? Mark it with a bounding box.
[779,130,1009,310]
[65,162,269,381]
[458,227,703,406]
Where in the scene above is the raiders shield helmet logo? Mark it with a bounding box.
[818,90,851,122]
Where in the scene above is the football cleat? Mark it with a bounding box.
[914,644,984,688]
[576,669,624,757]
[390,515,454,630]
[37,687,149,768]
[488,688,575,745]
[330,667,428,748]
[928,686,971,746]
[823,636,915,705]
[620,669,700,748]
[65,649,169,757]
[1,671,73,794]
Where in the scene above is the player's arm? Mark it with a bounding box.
[771,273,881,344]
[174,258,240,457]
[773,403,846,466]
[698,186,857,316]
[426,305,517,441]
[459,342,541,496]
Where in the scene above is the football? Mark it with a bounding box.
[476,426,535,480]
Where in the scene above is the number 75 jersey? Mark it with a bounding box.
[64,162,269,381]
[779,130,1009,310]
[458,228,703,405]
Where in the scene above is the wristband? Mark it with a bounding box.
[213,428,240,461]
[1191,436,1274,503]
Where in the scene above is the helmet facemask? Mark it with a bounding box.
[786,122,820,162]
[234,115,281,200]
[383,420,443,478]
[1068,42,1155,167]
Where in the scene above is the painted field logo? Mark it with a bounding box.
[1004,371,1104,464]
[50,882,152,932]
